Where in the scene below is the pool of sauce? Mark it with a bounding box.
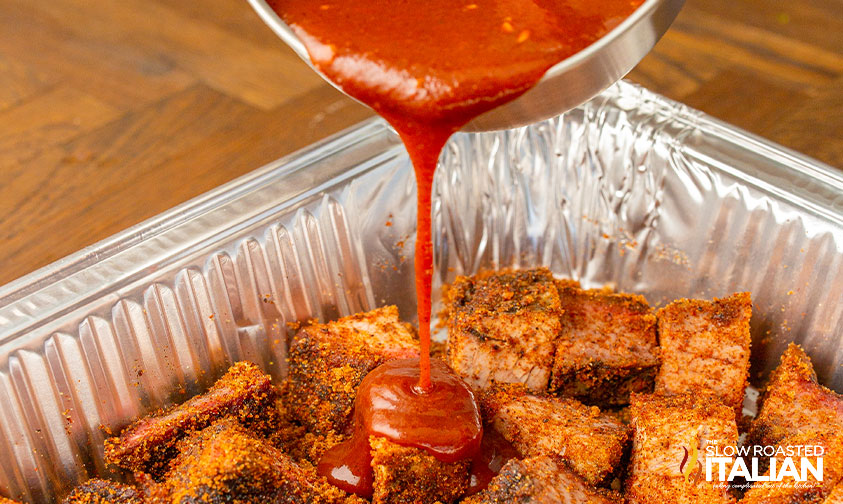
[317,358,482,497]
[466,427,520,495]
[269,0,644,496]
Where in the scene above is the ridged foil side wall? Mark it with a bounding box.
[0,143,419,501]
[1,82,841,502]
[434,90,843,390]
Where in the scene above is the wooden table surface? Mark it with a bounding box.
[0,0,841,287]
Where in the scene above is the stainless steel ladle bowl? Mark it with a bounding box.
[248,0,685,132]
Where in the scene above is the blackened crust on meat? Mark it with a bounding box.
[61,479,145,504]
[445,268,565,392]
[463,455,622,504]
[480,383,630,487]
[551,283,659,406]
[104,362,280,478]
[369,436,470,504]
[286,306,418,435]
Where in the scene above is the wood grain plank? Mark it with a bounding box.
[154,0,283,47]
[14,0,324,109]
[627,42,719,101]
[0,53,55,112]
[0,87,121,169]
[688,0,843,56]
[156,84,374,177]
[0,85,261,283]
[680,68,812,140]
[0,84,372,285]
[0,0,196,111]
[667,8,843,90]
[764,76,843,167]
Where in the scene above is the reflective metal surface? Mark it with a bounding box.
[1,81,842,502]
[247,0,685,131]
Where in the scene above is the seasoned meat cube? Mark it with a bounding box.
[286,306,418,435]
[550,283,658,406]
[463,455,622,504]
[826,482,843,504]
[742,431,843,504]
[445,268,564,392]
[269,383,347,465]
[0,499,20,504]
[655,292,752,413]
[626,392,738,504]
[603,405,632,425]
[748,343,843,448]
[62,479,144,504]
[150,420,359,504]
[105,361,280,477]
[480,383,629,486]
[369,436,470,504]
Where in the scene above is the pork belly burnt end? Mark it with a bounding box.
[748,343,843,448]
[825,481,843,504]
[655,292,752,413]
[480,383,629,486]
[61,479,145,504]
[286,306,418,435]
[464,455,622,504]
[626,392,738,504]
[369,436,469,504]
[550,283,659,406]
[150,420,359,504]
[0,499,20,504]
[445,268,564,392]
[742,430,843,504]
[104,361,279,477]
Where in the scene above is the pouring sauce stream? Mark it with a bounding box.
[269,0,645,496]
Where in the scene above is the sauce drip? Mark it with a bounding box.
[317,358,482,498]
[270,0,644,387]
[466,427,520,495]
[269,0,645,497]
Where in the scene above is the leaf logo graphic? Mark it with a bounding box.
[680,445,701,484]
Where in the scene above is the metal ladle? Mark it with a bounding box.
[248,0,685,132]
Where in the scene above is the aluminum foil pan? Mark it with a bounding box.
[1,80,841,502]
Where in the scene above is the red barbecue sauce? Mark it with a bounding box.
[317,359,482,497]
[466,427,520,495]
[270,0,644,497]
